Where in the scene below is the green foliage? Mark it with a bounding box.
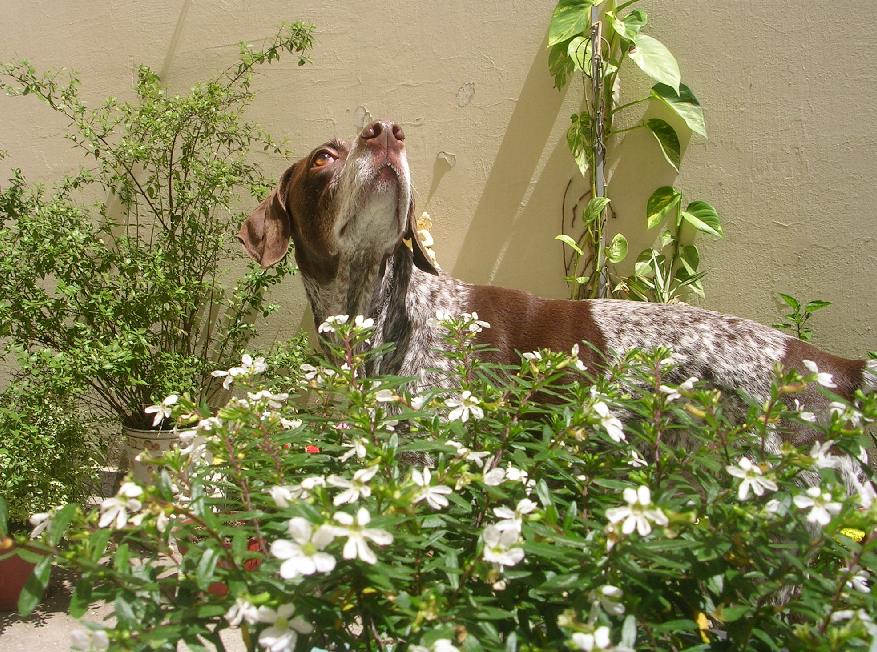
[773,293,832,343]
[550,1,723,302]
[18,314,877,650]
[0,23,314,427]
[0,366,99,528]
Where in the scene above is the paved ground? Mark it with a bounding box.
[0,569,245,651]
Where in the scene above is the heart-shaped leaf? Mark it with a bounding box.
[646,186,681,229]
[607,233,629,263]
[646,119,680,171]
[651,82,706,138]
[629,34,680,92]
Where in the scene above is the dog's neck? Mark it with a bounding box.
[301,244,468,385]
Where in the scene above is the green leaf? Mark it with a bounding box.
[678,244,700,275]
[584,196,611,224]
[548,0,596,46]
[606,233,629,263]
[567,36,590,72]
[646,119,681,171]
[46,504,76,547]
[651,82,706,138]
[805,300,831,312]
[555,234,584,256]
[683,200,723,238]
[196,548,220,588]
[69,579,92,619]
[0,495,7,537]
[18,554,51,616]
[610,9,647,42]
[629,34,681,91]
[646,186,681,229]
[778,293,800,311]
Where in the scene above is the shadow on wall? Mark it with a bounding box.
[606,101,690,281]
[452,39,574,299]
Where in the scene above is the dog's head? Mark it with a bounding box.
[239,120,439,280]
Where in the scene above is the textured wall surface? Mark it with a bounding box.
[1,0,874,370]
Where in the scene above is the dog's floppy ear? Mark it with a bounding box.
[238,165,295,269]
[405,197,440,275]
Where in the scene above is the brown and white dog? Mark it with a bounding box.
[239,120,875,452]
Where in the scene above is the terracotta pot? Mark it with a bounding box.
[0,543,37,612]
[124,426,193,484]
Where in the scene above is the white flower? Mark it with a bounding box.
[793,399,817,423]
[605,486,668,537]
[628,449,648,468]
[339,436,368,463]
[29,511,51,538]
[593,401,625,443]
[725,457,778,501]
[445,439,490,468]
[143,394,178,427]
[482,523,524,567]
[211,354,267,389]
[849,569,871,594]
[328,465,379,505]
[332,508,393,564]
[225,597,259,627]
[247,390,289,409]
[318,314,349,334]
[412,468,453,510]
[256,603,314,652]
[590,584,625,616]
[99,482,144,529]
[809,441,840,469]
[445,390,484,422]
[70,628,110,651]
[461,311,490,333]
[829,401,862,426]
[523,351,542,362]
[793,486,842,526]
[271,517,336,579]
[197,416,223,431]
[410,639,460,652]
[374,388,397,403]
[280,417,303,430]
[803,359,837,388]
[270,485,302,509]
[505,464,528,484]
[571,627,611,651]
[411,395,427,410]
[354,314,375,329]
[764,498,788,517]
[482,467,506,486]
[493,498,538,531]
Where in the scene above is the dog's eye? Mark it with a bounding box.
[312,151,335,168]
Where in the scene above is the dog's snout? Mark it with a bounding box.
[360,121,405,145]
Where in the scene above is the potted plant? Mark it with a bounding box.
[0,368,96,611]
[0,23,314,468]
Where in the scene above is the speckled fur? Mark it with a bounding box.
[588,299,790,403]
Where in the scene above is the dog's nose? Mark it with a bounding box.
[360,121,405,144]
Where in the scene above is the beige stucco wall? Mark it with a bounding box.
[1,0,874,376]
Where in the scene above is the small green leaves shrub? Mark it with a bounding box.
[13,315,877,651]
[0,369,98,528]
[0,23,314,427]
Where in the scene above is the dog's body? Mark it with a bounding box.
[239,120,876,439]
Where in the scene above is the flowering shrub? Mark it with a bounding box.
[3,314,876,651]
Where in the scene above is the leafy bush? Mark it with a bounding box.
[9,315,877,650]
[0,23,313,427]
[0,366,98,528]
